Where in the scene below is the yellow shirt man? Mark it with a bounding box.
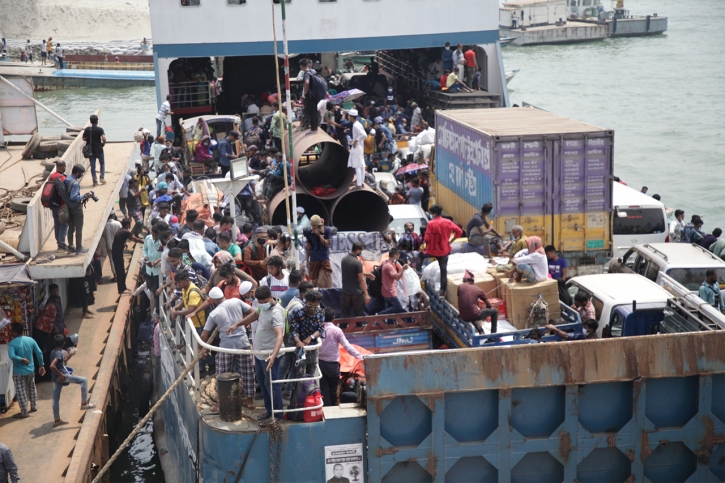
[182,283,206,329]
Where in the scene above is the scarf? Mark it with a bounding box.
[526,236,545,255]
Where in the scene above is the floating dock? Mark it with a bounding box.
[0,63,154,91]
[501,21,609,46]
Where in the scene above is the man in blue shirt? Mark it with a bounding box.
[63,164,93,253]
[304,215,333,288]
[545,245,568,280]
[699,269,725,312]
[442,42,454,71]
[373,117,395,153]
[8,323,45,418]
[218,131,240,177]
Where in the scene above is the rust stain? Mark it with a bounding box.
[640,431,651,461]
[378,447,398,456]
[559,432,571,463]
[627,449,635,462]
[426,455,437,478]
[607,434,616,447]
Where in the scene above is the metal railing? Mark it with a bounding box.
[157,289,324,417]
[375,51,427,91]
[169,80,214,110]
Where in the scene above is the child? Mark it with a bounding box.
[50,334,94,427]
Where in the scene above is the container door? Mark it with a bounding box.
[552,135,613,256]
[493,137,553,243]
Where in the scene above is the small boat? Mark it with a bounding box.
[500,37,516,48]
[505,68,520,84]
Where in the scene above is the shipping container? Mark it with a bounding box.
[434,107,614,275]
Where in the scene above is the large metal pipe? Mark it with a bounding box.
[329,185,390,233]
[268,190,330,226]
[292,129,354,200]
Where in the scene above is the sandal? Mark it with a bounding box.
[53,420,69,427]
[12,413,29,419]
[100,178,106,184]
[81,403,96,410]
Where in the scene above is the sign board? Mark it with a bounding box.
[0,77,38,136]
[324,443,364,483]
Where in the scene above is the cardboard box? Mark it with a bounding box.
[486,267,510,299]
[445,272,497,309]
[501,279,560,329]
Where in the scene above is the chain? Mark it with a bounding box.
[260,418,282,483]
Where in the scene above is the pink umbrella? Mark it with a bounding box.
[395,163,429,179]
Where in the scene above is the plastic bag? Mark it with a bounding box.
[402,267,422,296]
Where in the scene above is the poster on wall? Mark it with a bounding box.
[324,443,364,483]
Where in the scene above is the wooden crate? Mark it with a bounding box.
[500,279,560,329]
[445,271,497,308]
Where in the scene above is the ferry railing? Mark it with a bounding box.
[157,287,324,417]
[169,80,214,110]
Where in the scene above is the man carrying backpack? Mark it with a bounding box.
[300,58,326,132]
[42,160,68,251]
[289,290,325,406]
[64,165,95,254]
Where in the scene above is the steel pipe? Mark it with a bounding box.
[268,190,330,226]
[329,185,390,232]
[292,129,353,200]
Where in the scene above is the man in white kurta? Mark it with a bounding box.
[347,109,367,188]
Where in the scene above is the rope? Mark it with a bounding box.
[91,326,219,483]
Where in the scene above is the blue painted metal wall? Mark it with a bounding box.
[365,333,725,482]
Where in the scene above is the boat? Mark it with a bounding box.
[505,68,520,84]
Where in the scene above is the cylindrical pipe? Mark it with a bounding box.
[330,186,390,233]
[216,373,242,422]
[268,190,330,227]
[292,130,354,200]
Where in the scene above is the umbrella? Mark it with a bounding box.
[328,88,365,105]
[395,163,429,179]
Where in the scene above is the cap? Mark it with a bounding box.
[411,102,418,107]
[209,287,224,300]
[310,214,323,226]
[229,130,240,139]
[369,129,376,136]
[157,181,168,190]
[170,216,179,224]
[348,109,358,117]
[374,116,383,124]
[255,227,267,234]
[239,281,253,297]
[370,100,375,105]
[296,206,305,214]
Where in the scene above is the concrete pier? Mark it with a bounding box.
[502,21,609,45]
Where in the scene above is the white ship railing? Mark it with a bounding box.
[158,289,324,417]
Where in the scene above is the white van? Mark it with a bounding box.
[612,182,668,260]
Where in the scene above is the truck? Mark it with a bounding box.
[434,107,614,275]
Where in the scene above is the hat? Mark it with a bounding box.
[229,130,240,139]
[134,159,142,166]
[170,216,179,225]
[157,181,168,190]
[374,116,383,124]
[255,227,268,234]
[239,281,253,297]
[310,214,323,226]
[411,102,418,107]
[369,129,376,136]
[348,109,358,117]
[209,287,224,300]
[463,269,474,281]
[296,206,305,214]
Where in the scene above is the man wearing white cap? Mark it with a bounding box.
[201,284,256,409]
[296,206,311,232]
[347,109,367,188]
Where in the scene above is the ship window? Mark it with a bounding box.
[181,0,201,5]
[228,0,246,4]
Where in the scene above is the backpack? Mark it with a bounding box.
[367,265,383,298]
[285,376,320,421]
[244,127,262,149]
[186,287,211,328]
[307,69,328,101]
[41,175,62,208]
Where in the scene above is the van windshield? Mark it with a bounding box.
[666,267,724,291]
[613,208,666,235]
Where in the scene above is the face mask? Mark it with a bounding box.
[388,88,393,92]
[257,237,266,245]
[258,302,271,310]
[405,227,413,233]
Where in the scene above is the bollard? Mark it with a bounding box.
[217,373,243,422]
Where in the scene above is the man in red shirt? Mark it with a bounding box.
[457,270,498,334]
[419,204,463,296]
[463,46,479,88]
[47,160,68,250]
[440,69,451,90]
[379,248,409,315]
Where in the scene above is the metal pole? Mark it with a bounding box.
[0,75,73,126]
[272,3,292,235]
[280,0,300,270]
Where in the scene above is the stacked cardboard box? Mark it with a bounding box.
[445,271,497,309]
[500,279,560,329]
[486,267,510,299]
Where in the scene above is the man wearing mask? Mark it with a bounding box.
[441,42,454,72]
[379,248,409,315]
[260,255,289,300]
[47,160,68,251]
[289,290,325,403]
[226,286,285,421]
[243,228,269,280]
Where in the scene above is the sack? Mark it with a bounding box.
[367,265,383,298]
[526,297,549,329]
[41,178,60,208]
[133,131,146,143]
[58,204,70,224]
[308,70,328,100]
[304,391,324,422]
[402,267,422,296]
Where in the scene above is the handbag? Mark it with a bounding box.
[82,127,93,158]
[58,204,70,223]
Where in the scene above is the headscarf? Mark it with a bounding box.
[526,236,545,255]
[212,251,233,272]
